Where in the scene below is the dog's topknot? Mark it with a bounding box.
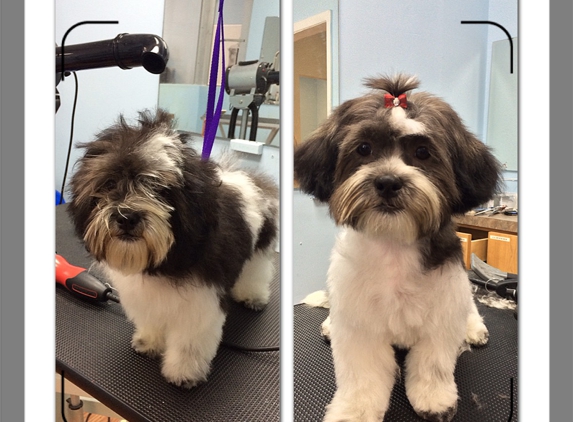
[363,74,420,97]
[136,108,173,130]
[84,108,191,151]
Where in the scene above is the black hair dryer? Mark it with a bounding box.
[56,33,169,111]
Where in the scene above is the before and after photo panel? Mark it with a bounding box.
[54,1,518,421]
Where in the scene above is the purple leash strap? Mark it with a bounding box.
[202,0,226,161]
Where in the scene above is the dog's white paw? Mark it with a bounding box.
[231,281,270,311]
[324,396,384,422]
[415,406,458,422]
[131,330,164,357]
[321,316,332,341]
[239,297,269,311]
[406,379,458,422]
[301,290,330,308]
[160,351,211,389]
[465,313,489,346]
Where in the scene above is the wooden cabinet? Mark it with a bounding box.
[453,214,518,274]
[486,232,518,274]
[456,230,488,270]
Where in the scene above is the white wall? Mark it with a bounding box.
[55,0,165,200]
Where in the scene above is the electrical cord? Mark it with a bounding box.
[59,71,79,205]
[221,341,279,352]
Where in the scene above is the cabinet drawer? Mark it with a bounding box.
[456,231,488,270]
[486,232,518,274]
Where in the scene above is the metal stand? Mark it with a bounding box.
[227,93,261,141]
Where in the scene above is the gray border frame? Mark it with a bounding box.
[1,1,571,421]
[550,1,573,421]
[0,1,26,420]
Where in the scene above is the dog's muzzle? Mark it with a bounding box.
[372,174,406,213]
[115,210,141,231]
[373,175,403,199]
[112,209,144,238]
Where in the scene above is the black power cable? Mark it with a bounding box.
[221,341,279,352]
[59,71,79,205]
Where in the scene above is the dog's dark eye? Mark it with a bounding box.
[415,146,430,160]
[356,143,372,156]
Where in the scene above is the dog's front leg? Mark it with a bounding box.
[404,337,460,422]
[324,321,398,422]
[160,286,227,388]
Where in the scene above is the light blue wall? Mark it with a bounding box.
[484,1,519,194]
[247,0,280,60]
[159,84,210,134]
[338,0,489,138]
[293,190,338,303]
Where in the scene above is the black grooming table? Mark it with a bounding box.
[294,299,518,421]
[55,204,280,422]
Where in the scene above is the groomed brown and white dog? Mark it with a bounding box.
[68,109,278,388]
[295,74,502,422]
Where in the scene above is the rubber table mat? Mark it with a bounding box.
[294,300,517,421]
[56,204,280,422]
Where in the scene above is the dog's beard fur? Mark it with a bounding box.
[330,157,445,243]
[84,194,175,275]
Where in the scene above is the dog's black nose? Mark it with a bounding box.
[374,175,403,198]
[115,211,141,232]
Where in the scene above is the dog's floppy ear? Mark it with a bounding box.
[294,126,339,202]
[294,99,360,202]
[450,131,503,214]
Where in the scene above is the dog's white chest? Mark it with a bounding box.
[327,229,465,345]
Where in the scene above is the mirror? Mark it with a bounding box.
[486,37,518,171]
[158,0,280,147]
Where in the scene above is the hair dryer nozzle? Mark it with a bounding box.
[56,33,169,75]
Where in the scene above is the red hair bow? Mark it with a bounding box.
[384,93,407,108]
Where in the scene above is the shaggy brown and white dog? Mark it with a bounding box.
[67,109,278,388]
[295,74,502,422]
